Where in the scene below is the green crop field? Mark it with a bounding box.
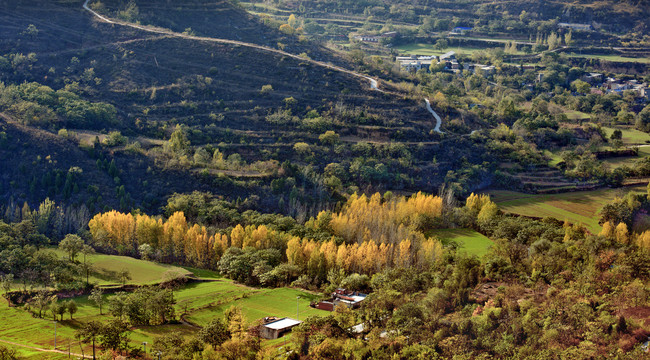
[0,256,327,359]
[544,150,564,166]
[428,229,493,256]
[487,185,647,233]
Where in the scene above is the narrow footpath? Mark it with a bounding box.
[0,338,92,359]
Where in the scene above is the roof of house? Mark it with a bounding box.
[558,23,592,28]
[263,318,301,330]
[440,51,456,60]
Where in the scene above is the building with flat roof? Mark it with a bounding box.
[558,23,593,31]
[260,317,302,339]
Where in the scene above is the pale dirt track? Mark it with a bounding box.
[82,0,382,92]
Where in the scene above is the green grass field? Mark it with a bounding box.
[563,110,591,120]
[566,53,650,64]
[0,291,198,358]
[601,156,641,170]
[177,282,324,325]
[428,229,493,256]
[604,127,650,145]
[544,150,563,166]
[42,248,193,286]
[487,185,647,233]
[394,43,512,56]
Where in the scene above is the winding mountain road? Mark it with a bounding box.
[82,0,381,92]
[425,98,443,133]
[82,1,452,132]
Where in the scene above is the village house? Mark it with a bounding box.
[314,289,368,311]
[355,35,379,43]
[468,63,496,76]
[354,31,398,43]
[439,51,456,62]
[582,73,603,84]
[558,23,593,31]
[396,55,434,72]
[450,27,473,35]
[333,289,367,309]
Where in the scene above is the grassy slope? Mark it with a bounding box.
[177,281,324,325]
[43,248,192,286]
[429,228,493,257]
[487,185,647,233]
[603,127,650,145]
[563,110,591,120]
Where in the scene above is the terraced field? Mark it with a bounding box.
[0,261,325,358]
[487,185,647,233]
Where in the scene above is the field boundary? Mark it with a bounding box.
[0,338,91,359]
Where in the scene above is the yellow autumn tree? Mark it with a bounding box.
[162,211,188,260]
[230,224,245,248]
[636,231,650,250]
[396,239,412,268]
[418,238,443,268]
[466,193,492,213]
[279,23,295,35]
[135,214,163,247]
[599,221,615,238]
[615,223,629,244]
[286,236,303,266]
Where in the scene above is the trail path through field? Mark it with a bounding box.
[82,0,382,92]
[0,338,92,359]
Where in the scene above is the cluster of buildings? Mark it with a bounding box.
[450,27,473,35]
[582,73,649,99]
[258,288,368,340]
[354,31,397,43]
[314,288,368,311]
[397,51,496,76]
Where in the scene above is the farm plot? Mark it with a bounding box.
[487,186,647,233]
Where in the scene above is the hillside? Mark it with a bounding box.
[269,0,650,34]
[97,0,339,60]
[0,0,441,213]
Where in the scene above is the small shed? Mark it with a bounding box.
[260,318,302,339]
[315,301,334,311]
